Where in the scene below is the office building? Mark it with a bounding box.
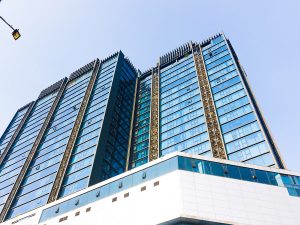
[0,33,298,225]
[0,52,137,220]
[129,33,285,170]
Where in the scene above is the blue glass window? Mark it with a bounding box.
[221,112,256,133]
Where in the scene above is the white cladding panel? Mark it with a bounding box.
[2,169,300,225]
[179,171,300,225]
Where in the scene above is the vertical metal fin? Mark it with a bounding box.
[149,69,159,161]
[47,59,100,203]
[192,44,227,160]
[0,79,68,222]
[0,102,34,166]
[126,77,139,170]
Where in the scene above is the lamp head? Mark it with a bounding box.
[12,29,21,40]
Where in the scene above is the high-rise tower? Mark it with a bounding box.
[129,33,285,170]
[0,33,296,225]
[0,52,137,220]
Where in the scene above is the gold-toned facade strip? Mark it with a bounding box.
[149,70,159,161]
[47,59,100,203]
[192,45,227,160]
[0,79,68,222]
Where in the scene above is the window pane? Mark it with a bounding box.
[210,162,225,177]
[226,165,241,179]
[239,167,253,182]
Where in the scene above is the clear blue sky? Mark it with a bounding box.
[0,0,299,171]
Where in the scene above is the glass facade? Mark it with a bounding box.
[58,56,118,198]
[99,57,136,180]
[129,36,281,169]
[0,52,138,221]
[201,34,275,167]
[0,106,29,157]
[6,71,93,219]
[159,54,211,157]
[130,75,152,168]
[0,92,58,214]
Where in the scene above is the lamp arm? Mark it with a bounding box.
[0,16,15,30]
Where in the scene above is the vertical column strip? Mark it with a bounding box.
[126,76,139,171]
[0,102,34,166]
[192,44,227,160]
[0,79,68,222]
[149,68,159,161]
[47,59,100,203]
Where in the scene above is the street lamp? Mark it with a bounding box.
[0,16,21,40]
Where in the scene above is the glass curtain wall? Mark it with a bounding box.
[6,71,92,219]
[58,56,118,198]
[159,54,211,157]
[201,35,275,167]
[0,92,58,214]
[130,74,152,169]
[0,106,29,157]
[101,59,136,179]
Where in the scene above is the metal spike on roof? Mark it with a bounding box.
[38,78,67,99]
[139,67,153,79]
[69,60,96,81]
[159,42,192,66]
[200,32,223,45]
[124,57,138,74]
[101,52,119,64]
